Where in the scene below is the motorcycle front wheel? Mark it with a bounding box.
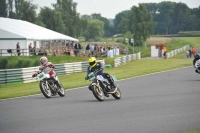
[40,81,52,98]
[91,85,104,101]
[112,87,121,100]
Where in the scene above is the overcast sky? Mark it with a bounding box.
[32,0,200,19]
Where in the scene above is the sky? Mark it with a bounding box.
[32,0,200,19]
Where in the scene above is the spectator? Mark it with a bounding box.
[54,46,59,56]
[163,45,167,59]
[16,42,21,56]
[86,44,90,50]
[90,43,95,56]
[188,49,192,58]
[192,47,196,57]
[28,43,33,55]
[123,47,129,54]
[74,41,82,56]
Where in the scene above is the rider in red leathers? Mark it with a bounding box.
[32,56,61,88]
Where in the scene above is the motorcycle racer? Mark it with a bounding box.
[193,52,200,74]
[85,57,116,93]
[32,56,61,88]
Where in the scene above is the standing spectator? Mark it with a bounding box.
[74,41,82,56]
[54,46,59,56]
[16,42,21,56]
[188,49,192,58]
[28,43,33,55]
[90,43,95,56]
[85,44,90,55]
[192,47,196,57]
[163,45,167,59]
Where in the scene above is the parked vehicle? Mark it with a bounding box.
[86,71,121,101]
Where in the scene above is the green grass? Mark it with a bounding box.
[179,31,200,35]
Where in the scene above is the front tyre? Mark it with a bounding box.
[40,81,52,98]
[57,83,65,97]
[91,85,104,101]
[112,87,121,99]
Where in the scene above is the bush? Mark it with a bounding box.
[16,60,23,68]
[0,58,8,69]
[22,60,31,68]
[116,38,124,43]
[94,37,101,41]
[33,59,40,67]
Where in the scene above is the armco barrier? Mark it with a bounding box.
[22,67,39,83]
[0,60,105,84]
[166,45,189,59]
[114,52,141,67]
[0,70,6,84]
[6,68,23,84]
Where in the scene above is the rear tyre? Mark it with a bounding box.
[57,83,65,97]
[40,81,52,98]
[112,87,121,99]
[91,85,104,101]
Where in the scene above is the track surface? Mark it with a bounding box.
[0,67,200,133]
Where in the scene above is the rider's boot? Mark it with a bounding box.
[104,92,109,97]
[195,69,200,74]
[54,81,61,91]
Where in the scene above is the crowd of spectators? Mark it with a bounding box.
[11,41,128,57]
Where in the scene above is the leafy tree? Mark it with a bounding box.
[114,10,131,34]
[0,0,7,17]
[5,0,37,23]
[83,19,104,41]
[53,0,80,38]
[18,0,38,23]
[130,4,155,46]
[173,2,190,33]
[91,13,114,37]
[39,7,66,34]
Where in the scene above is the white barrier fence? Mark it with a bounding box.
[166,45,190,59]
[5,60,105,84]
[114,52,141,67]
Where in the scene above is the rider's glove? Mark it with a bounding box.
[32,74,36,77]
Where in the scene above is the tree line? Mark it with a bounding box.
[0,0,199,46]
[115,1,200,35]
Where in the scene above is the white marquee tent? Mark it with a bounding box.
[0,17,78,56]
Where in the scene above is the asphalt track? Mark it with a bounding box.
[0,67,200,133]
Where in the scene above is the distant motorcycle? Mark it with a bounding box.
[32,71,65,98]
[86,71,121,101]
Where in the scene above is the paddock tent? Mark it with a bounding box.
[0,17,78,56]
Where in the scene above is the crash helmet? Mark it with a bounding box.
[88,57,97,68]
[194,52,200,59]
[40,56,48,66]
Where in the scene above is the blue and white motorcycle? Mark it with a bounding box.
[194,59,200,74]
[86,72,121,101]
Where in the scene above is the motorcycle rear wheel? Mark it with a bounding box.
[91,85,104,101]
[40,81,52,98]
[112,87,121,99]
[57,83,65,97]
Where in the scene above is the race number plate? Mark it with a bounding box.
[88,72,95,80]
[37,72,45,80]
